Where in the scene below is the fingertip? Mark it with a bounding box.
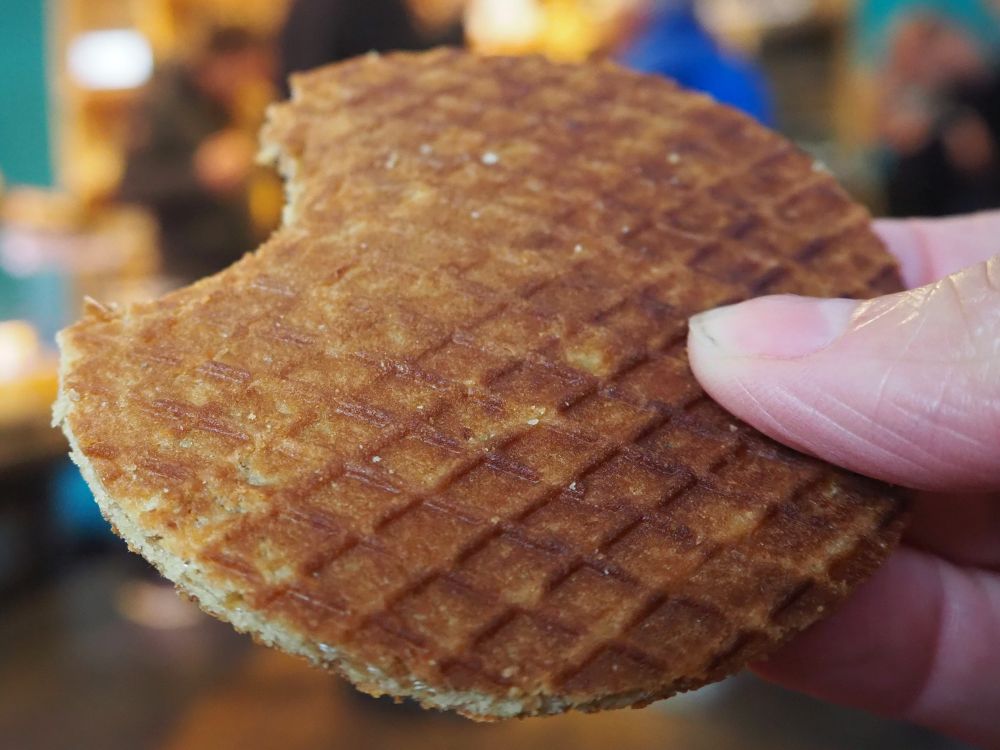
[874,211,1000,288]
[688,266,1000,492]
[689,296,857,361]
[687,295,865,469]
[872,218,928,288]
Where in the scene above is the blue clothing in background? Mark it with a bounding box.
[53,461,110,542]
[617,4,773,126]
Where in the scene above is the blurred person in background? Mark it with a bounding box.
[278,0,465,98]
[875,11,1000,216]
[616,0,772,125]
[118,27,274,284]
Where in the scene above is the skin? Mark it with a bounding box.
[687,212,1000,748]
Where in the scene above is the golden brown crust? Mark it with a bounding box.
[56,49,906,719]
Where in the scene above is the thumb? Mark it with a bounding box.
[687,257,1000,492]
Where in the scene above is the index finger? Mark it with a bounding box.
[874,211,1000,289]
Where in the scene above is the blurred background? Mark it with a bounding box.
[1,1,996,748]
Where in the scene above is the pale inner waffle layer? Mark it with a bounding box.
[56,49,906,719]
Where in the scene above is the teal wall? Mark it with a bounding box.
[0,0,53,187]
[855,0,1000,65]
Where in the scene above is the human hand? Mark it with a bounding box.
[194,129,255,196]
[687,211,1000,747]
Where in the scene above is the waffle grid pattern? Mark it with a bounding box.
[63,50,904,709]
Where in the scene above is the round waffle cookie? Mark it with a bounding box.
[56,50,907,719]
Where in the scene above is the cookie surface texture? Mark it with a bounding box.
[56,50,907,719]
